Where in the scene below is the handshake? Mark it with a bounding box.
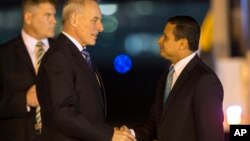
[112,125,137,141]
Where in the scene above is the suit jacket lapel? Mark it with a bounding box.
[159,55,200,124]
[16,36,55,76]
[93,64,107,117]
[59,34,97,80]
[57,34,105,110]
[15,36,36,75]
[72,46,101,90]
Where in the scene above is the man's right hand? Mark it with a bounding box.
[112,127,136,141]
[26,85,39,107]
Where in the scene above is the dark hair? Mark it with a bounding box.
[22,0,57,12]
[167,16,200,52]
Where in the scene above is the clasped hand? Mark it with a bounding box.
[112,125,136,141]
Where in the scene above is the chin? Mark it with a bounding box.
[88,41,96,46]
[47,33,55,38]
[160,52,165,57]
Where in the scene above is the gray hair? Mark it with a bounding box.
[62,0,98,26]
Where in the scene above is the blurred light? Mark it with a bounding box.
[125,35,143,56]
[113,54,132,74]
[124,33,160,56]
[100,4,118,16]
[102,15,119,33]
[0,9,21,30]
[226,105,242,125]
[135,1,153,15]
[98,32,115,48]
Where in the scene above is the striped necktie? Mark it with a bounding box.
[163,66,175,104]
[81,49,93,70]
[35,41,45,134]
[35,41,45,73]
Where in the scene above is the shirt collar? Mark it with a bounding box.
[172,52,196,77]
[62,31,85,51]
[21,29,49,48]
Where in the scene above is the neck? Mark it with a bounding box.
[172,51,194,64]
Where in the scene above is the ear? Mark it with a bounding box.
[24,11,32,25]
[70,13,78,27]
[178,38,188,50]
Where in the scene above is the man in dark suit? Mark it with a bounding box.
[36,0,135,141]
[124,16,224,141]
[0,0,57,141]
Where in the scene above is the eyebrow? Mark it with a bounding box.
[93,16,101,20]
[163,32,167,37]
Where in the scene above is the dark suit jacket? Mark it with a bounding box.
[36,33,113,141]
[0,35,54,141]
[134,55,224,141]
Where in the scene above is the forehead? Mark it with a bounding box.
[164,23,175,35]
[29,2,55,13]
[82,1,101,17]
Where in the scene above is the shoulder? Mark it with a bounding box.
[187,57,222,85]
[44,44,71,69]
[193,59,223,88]
[0,36,22,52]
[188,55,217,76]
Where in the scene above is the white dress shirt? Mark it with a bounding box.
[21,29,49,68]
[170,52,196,88]
[21,30,49,111]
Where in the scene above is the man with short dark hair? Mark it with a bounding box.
[123,15,224,141]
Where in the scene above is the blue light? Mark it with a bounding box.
[113,54,132,74]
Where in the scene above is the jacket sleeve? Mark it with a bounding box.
[0,52,29,118]
[194,74,224,141]
[133,101,158,141]
[133,75,166,141]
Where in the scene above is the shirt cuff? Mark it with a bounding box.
[130,129,136,137]
[26,105,31,112]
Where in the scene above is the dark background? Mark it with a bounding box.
[0,0,209,6]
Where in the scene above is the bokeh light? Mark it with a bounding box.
[102,15,119,33]
[113,54,132,74]
[100,4,118,16]
[135,1,154,15]
[226,105,242,125]
[124,33,160,56]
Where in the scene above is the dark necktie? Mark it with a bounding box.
[163,66,175,104]
[81,49,93,70]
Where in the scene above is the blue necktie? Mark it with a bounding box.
[163,66,175,103]
[81,49,93,70]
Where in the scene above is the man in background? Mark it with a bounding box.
[0,0,57,141]
[36,0,135,141]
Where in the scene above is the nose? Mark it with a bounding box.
[158,36,163,46]
[53,16,57,25]
[50,14,57,26]
[52,15,57,25]
[97,21,104,32]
